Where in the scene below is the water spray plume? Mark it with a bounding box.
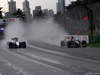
[27,18,68,45]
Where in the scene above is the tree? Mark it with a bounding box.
[35,10,45,18]
[57,12,61,15]
[0,7,3,19]
[66,0,100,10]
[13,9,26,21]
[82,0,100,5]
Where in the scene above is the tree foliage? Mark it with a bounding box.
[57,12,61,15]
[66,0,100,10]
[82,0,100,5]
[13,9,26,21]
[35,10,45,18]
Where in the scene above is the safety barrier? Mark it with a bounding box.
[0,35,4,40]
[89,35,100,43]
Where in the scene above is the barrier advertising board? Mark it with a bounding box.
[0,18,19,24]
[64,35,89,43]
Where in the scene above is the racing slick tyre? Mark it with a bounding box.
[82,40,87,47]
[22,42,26,48]
[9,42,14,48]
[60,40,65,47]
[67,44,70,48]
[67,41,71,48]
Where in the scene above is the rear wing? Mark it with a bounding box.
[64,36,71,41]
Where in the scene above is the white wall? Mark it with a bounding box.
[0,18,19,24]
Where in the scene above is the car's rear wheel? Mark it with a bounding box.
[22,42,26,48]
[60,40,65,47]
[82,40,87,47]
[9,42,13,48]
[67,41,71,48]
[68,44,70,48]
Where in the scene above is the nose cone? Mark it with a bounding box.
[16,42,20,46]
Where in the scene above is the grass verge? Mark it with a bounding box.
[88,43,100,48]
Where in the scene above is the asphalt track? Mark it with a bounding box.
[0,40,100,75]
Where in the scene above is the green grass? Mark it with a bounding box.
[88,43,100,48]
[0,36,4,40]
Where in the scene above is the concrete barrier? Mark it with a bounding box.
[64,35,89,43]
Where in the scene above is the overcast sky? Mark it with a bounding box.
[0,0,75,14]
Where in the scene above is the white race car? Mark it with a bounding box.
[7,37,26,48]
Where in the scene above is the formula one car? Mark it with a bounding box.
[67,40,81,48]
[60,36,87,48]
[7,37,26,48]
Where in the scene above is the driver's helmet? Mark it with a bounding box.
[71,36,74,41]
[12,37,18,41]
[14,37,18,41]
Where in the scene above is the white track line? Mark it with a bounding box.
[28,44,100,64]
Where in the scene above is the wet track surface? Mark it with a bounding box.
[29,40,100,61]
[0,40,100,75]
